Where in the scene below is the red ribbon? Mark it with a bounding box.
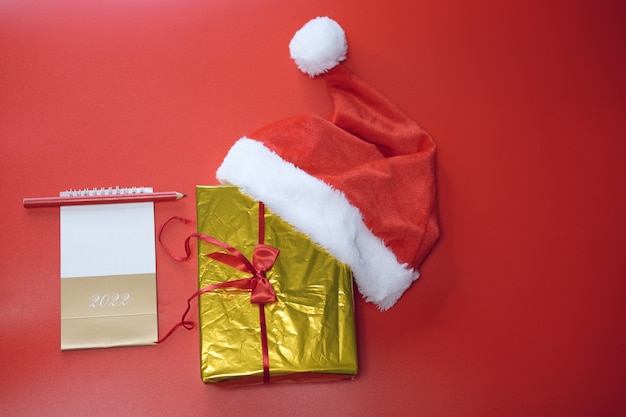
[158,203,277,384]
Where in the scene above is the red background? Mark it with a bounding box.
[2,1,625,416]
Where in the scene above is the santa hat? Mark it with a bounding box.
[217,17,439,310]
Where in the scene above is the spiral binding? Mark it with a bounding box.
[60,186,154,197]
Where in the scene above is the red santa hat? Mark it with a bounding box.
[217,16,439,310]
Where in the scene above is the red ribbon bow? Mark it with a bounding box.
[205,243,279,305]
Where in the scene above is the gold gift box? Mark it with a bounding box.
[196,186,358,385]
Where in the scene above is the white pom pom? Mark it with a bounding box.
[289,16,347,77]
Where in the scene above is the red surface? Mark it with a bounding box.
[2,1,625,416]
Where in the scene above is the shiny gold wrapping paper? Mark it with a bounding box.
[196,186,358,385]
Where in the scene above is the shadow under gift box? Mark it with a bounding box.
[196,186,358,386]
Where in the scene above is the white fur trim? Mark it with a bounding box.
[216,138,418,310]
[289,16,348,77]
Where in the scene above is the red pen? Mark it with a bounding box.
[23,187,186,208]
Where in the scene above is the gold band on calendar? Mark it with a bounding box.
[60,273,157,350]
